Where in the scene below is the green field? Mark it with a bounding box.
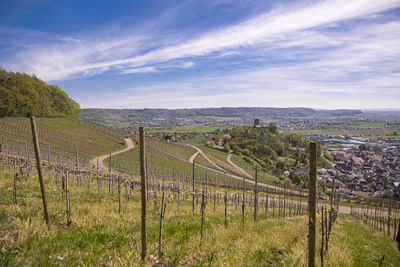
[289,128,344,134]
[0,117,125,165]
[348,122,384,129]
[147,140,196,161]
[148,126,231,133]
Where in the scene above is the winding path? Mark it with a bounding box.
[188,151,200,164]
[89,138,135,170]
[226,151,254,180]
[110,141,352,214]
[187,145,226,172]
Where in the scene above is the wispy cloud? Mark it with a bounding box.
[2,0,400,81]
[79,18,400,109]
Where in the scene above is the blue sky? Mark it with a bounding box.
[1,0,400,109]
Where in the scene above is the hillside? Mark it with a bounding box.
[0,68,81,117]
[1,169,399,266]
[0,117,125,165]
[222,124,331,186]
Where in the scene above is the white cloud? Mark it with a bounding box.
[180,61,195,68]
[120,66,156,74]
[3,0,400,81]
[85,19,400,109]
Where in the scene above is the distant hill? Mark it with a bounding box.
[0,68,81,117]
[80,107,365,129]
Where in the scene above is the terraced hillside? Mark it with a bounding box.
[0,117,125,165]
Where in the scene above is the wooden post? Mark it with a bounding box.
[192,160,195,213]
[30,116,51,226]
[325,207,328,251]
[308,142,317,267]
[118,176,121,213]
[283,185,286,217]
[388,192,392,237]
[158,191,166,256]
[254,166,258,222]
[139,127,147,261]
[224,191,228,228]
[97,175,101,202]
[201,191,206,240]
[178,188,180,213]
[66,171,72,226]
[321,207,324,267]
[109,151,112,194]
[13,160,17,204]
[48,143,51,179]
[76,147,80,185]
[242,175,245,226]
[62,174,65,200]
[146,154,150,201]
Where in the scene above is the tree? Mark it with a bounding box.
[0,68,81,117]
[268,122,278,133]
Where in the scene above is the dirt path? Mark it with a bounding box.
[187,145,226,172]
[148,143,301,195]
[188,151,200,163]
[226,152,254,180]
[89,138,135,170]
[141,143,354,214]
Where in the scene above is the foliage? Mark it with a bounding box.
[0,68,81,117]
[227,125,331,185]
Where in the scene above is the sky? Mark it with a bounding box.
[1,0,400,110]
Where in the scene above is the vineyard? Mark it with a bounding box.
[0,117,125,166]
[0,120,400,266]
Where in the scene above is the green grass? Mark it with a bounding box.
[0,117,125,165]
[193,153,221,171]
[349,122,384,129]
[147,140,196,161]
[229,154,280,184]
[1,169,399,266]
[104,143,245,189]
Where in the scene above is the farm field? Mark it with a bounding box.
[1,168,399,266]
[0,117,125,165]
[148,126,231,133]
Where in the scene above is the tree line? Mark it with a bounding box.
[0,68,81,117]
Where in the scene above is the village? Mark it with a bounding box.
[312,134,400,201]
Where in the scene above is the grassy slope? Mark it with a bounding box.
[147,140,196,161]
[1,170,399,266]
[229,154,280,184]
[201,146,280,184]
[283,214,400,266]
[0,117,124,164]
[103,144,238,187]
